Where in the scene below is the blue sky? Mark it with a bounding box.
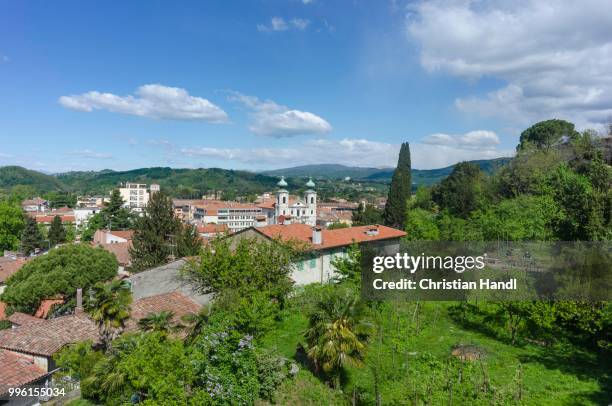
[1,0,610,172]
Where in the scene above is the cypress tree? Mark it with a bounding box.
[129,191,182,272]
[21,216,45,255]
[383,142,412,228]
[48,215,67,246]
[176,223,202,257]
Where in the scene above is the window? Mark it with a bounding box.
[283,196,287,204]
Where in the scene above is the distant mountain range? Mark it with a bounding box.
[263,158,512,185]
[0,157,511,197]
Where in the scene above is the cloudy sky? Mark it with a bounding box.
[1,0,610,172]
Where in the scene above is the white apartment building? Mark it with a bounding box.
[119,183,151,213]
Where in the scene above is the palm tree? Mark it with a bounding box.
[86,280,132,350]
[138,311,180,335]
[181,306,210,344]
[305,288,370,388]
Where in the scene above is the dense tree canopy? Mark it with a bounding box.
[431,162,485,218]
[1,244,117,314]
[518,119,579,151]
[20,215,44,255]
[0,200,24,251]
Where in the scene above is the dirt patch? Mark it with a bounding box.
[451,344,486,361]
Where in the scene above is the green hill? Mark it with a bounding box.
[0,166,66,192]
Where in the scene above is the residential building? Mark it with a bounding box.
[74,206,101,227]
[76,195,108,208]
[21,197,49,213]
[119,183,150,213]
[196,223,229,239]
[34,214,75,227]
[229,223,406,285]
[93,229,134,245]
[0,257,26,295]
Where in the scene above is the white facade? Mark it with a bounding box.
[274,177,317,226]
[74,207,101,227]
[119,183,150,213]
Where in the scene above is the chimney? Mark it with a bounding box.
[312,226,323,245]
[365,226,380,236]
[76,288,83,314]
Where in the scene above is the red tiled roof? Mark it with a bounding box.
[21,198,47,206]
[0,257,26,283]
[126,291,202,331]
[0,349,48,393]
[7,312,45,327]
[34,298,65,319]
[34,215,75,224]
[197,223,228,234]
[0,301,6,320]
[109,230,134,240]
[0,313,99,357]
[254,223,406,251]
[96,242,132,265]
[0,292,201,357]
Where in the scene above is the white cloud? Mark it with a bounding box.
[59,84,228,123]
[422,130,500,149]
[258,17,311,32]
[146,139,175,150]
[302,0,313,4]
[291,18,310,30]
[181,135,512,169]
[407,0,612,129]
[229,92,332,137]
[1,55,9,63]
[68,149,114,159]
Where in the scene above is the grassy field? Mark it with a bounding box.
[259,300,610,405]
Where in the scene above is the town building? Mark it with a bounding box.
[74,206,102,227]
[21,197,49,213]
[229,223,406,285]
[119,182,156,213]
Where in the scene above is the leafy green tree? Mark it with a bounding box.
[331,243,361,285]
[20,215,44,255]
[327,222,349,230]
[183,236,298,305]
[0,200,24,251]
[1,244,117,314]
[181,307,211,344]
[404,208,439,241]
[213,289,279,337]
[54,340,103,381]
[176,223,202,257]
[474,195,560,241]
[129,191,181,272]
[353,203,384,226]
[518,119,579,151]
[305,287,370,388]
[86,280,132,350]
[384,142,412,228]
[85,332,199,404]
[48,215,67,246]
[81,212,106,242]
[432,162,484,218]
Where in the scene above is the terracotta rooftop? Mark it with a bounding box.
[0,349,48,394]
[0,313,99,357]
[0,257,26,283]
[34,298,65,319]
[253,223,406,250]
[96,241,132,265]
[109,230,134,240]
[126,291,202,331]
[0,292,202,357]
[0,301,6,320]
[197,223,229,234]
[21,198,47,206]
[34,215,75,224]
[7,312,45,327]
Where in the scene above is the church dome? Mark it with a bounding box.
[305,177,315,188]
[277,176,288,188]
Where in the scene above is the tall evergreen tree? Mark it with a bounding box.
[383,142,412,228]
[103,189,133,230]
[176,223,202,257]
[20,216,45,255]
[129,191,181,272]
[48,215,67,246]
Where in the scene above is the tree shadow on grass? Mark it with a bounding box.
[519,344,611,404]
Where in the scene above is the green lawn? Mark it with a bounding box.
[259,301,610,405]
